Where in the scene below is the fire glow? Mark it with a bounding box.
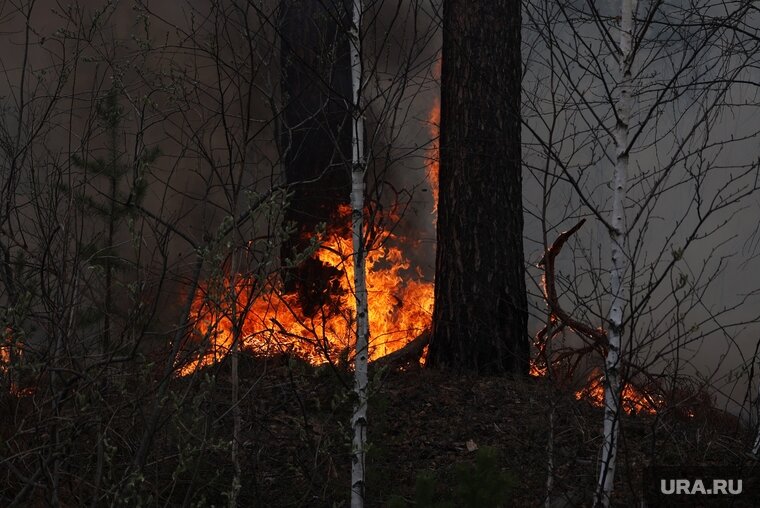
[427,99,441,214]
[529,361,661,416]
[574,369,663,416]
[180,205,434,375]
[180,61,443,376]
[177,58,662,419]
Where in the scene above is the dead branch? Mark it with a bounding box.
[537,219,608,349]
[372,329,430,370]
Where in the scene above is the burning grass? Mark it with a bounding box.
[178,205,434,376]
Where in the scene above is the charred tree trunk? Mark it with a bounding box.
[279,0,353,314]
[428,0,528,375]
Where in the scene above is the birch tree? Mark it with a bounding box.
[522,0,760,503]
[349,0,369,504]
[595,0,635,505]
[0,0,438,503]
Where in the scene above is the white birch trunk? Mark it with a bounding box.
[230,321,241,507]
[349,1,369,507]
[595,0,636,505]
[229,252,242,506]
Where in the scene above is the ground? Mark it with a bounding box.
[5,354,754,506]
[179,355,755,507]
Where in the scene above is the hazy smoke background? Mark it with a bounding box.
[2,0,760,417]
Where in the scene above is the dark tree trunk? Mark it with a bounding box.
[279,0,352,315]
[427,0,528,374]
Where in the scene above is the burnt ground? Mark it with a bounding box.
[164,355,756,508]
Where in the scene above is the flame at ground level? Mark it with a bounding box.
[574,368,663,416]
[529,359,663,416]
[180,207,434,375]
[177,211,663,419]
[529,360,547,378]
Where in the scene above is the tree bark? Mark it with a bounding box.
[428,0,528,375]
[279,0,351,251]
[595,0,636,505]
[348,1,368,506]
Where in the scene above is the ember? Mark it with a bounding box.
[529,360,547,377]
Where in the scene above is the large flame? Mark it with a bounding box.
[180,59,444,375]
[180,205,434,375]
[178,55,660,420]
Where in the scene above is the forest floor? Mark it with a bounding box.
[179,354,758,507]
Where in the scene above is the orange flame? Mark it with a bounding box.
[574,369,662,416]
[529,358,547,377]
[426,58,441,213]
[180,206,434,375]
[427,100,439,213]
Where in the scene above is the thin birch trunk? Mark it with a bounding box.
[349,0,368,506]
[229,191,243,506]
[595,1,635,506]
[229,277,242,507]
[229,328,241,506]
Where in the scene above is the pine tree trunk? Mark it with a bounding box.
[428,0,528,375]
[595,0,636,505]
[279,0,352,305]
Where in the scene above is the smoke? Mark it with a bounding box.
[522,0,760,418]
[3,0,760,418]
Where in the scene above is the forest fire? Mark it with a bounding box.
[180,205,434,375]
[0,327,18,374]
[529,361,547,378]
[530,218,664,416]
[574,369,663,416]
[177,54,661,419]
[0,332,10,367]
[529,359,662,415]
[180,61,443,376]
